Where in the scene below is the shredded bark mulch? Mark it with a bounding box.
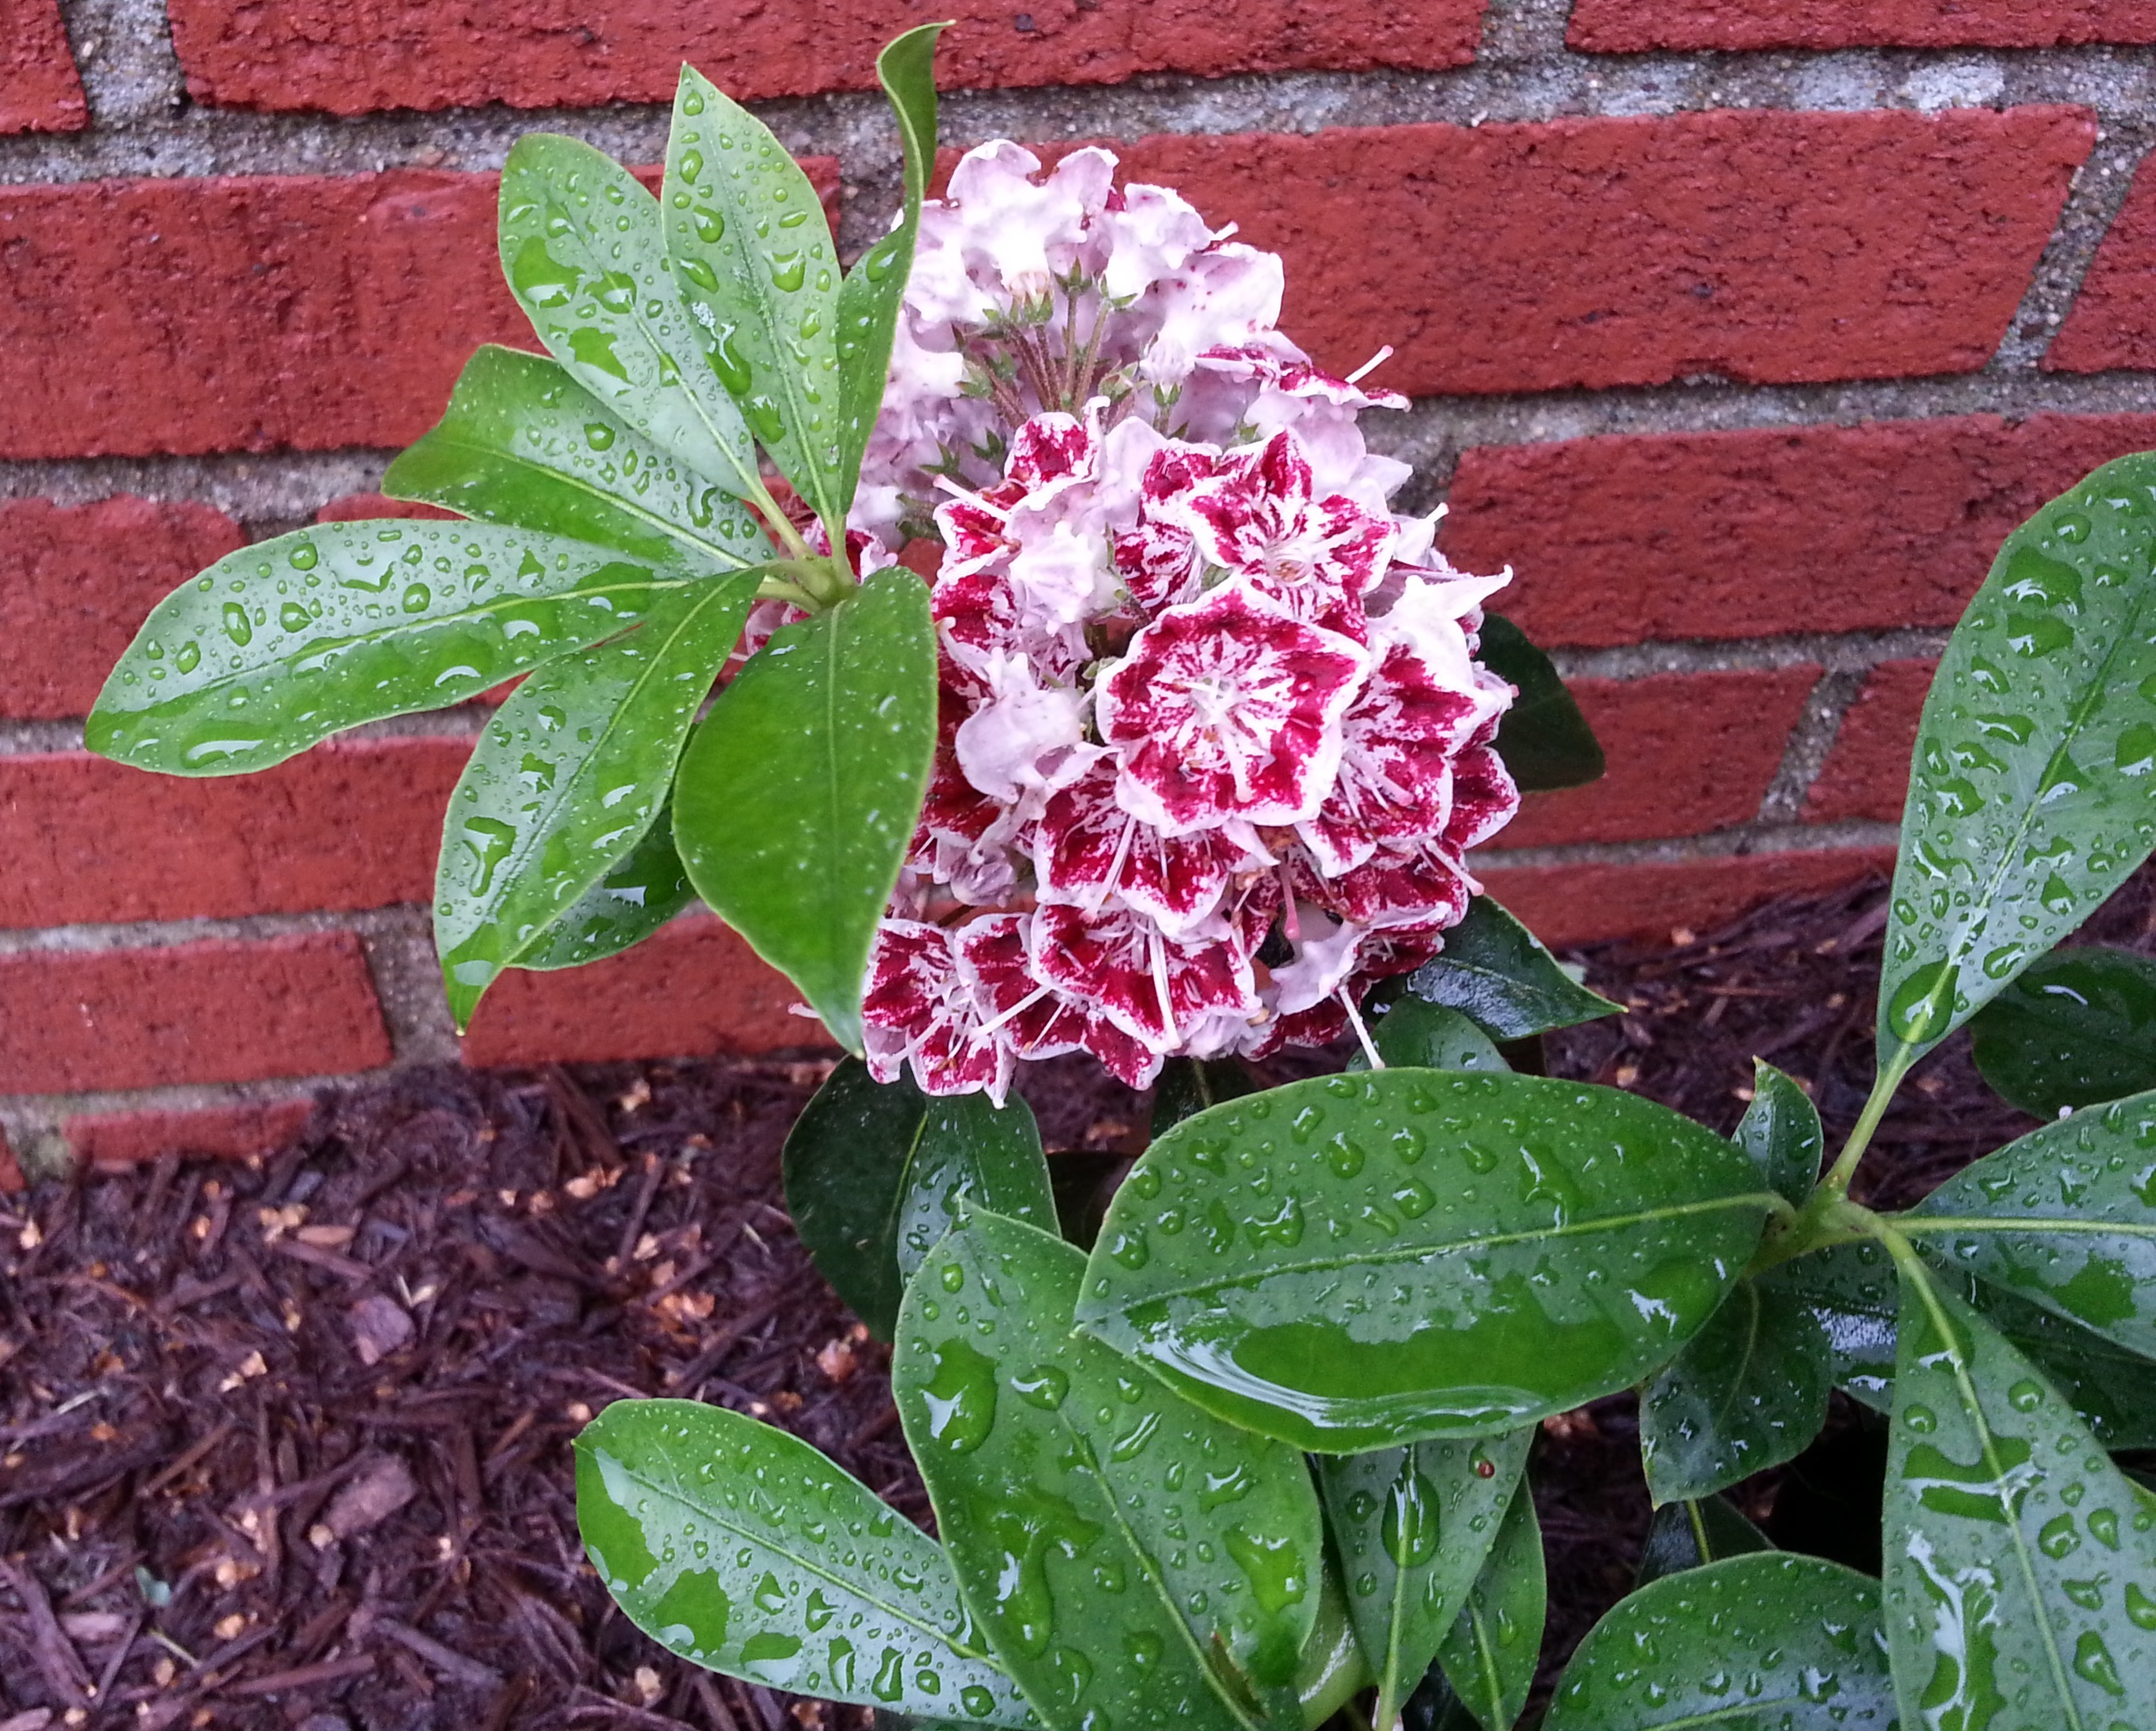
[5,867,2152,1730]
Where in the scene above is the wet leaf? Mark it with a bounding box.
[1317,1431,1532,1729]
[1638,1274,1832,1504]
[894,1211,1324,1731]
[498,136,759,498]
[1780,1239,2156,1448]
[1882,1258,2156,1730]
[1400,898,1619,1041]
[436,574,758,1025]
[674,570,937,1053]
[834,25,944,518]
[385,346,772,573]
[1632,1496,1772,1588]
[1432,1477,1542,1731]
[784,1058,1055,1341]
[1151,1059,1258,1140]
[1477,612,1605,792]
[1877,455,2156,1070]
[87,523,687,775]
[1734,1060,1824,1210]
[1970,944,2156,1118]
[1356,1000,1510,1075]
[665,69,847,535]
[1900,1087,2156,1358]
[575,1398,1032,1723]
[510,798,698,972]
[1544,1552,1895,1730]
[1075,1070,1777,1452]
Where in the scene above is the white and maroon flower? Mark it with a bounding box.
[1034,759,1267,932]
[1098,583,1371,835]
[957,914,1161,1089]
[863,920,1016,1102]
[1030,902,1261,1054]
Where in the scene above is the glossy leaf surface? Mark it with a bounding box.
[894,1212,1324,1731]
[575,1398,1030,1723]
[1359,1000,1509,1074]
[1401,899,1619,1041]
[1638,1274,1832,1504]
[511,798,697,971]
[1076,1070,1776,1451]
[665,70,846,533]
[1882,1261,2156,1731]
[1970,944,2156,1117]
[89,523,682,776]
[436,574,758,1025]
[1543,1553,1896,1731]
[674,570,938,1053]
[1432,1479,1542,1731]
[499,136,758,496]
[1477,612,1605,793]
[385,346,771,573]
[1632,1496,1772,1588]
[1317,1431,1531,1729]
[784,1058,1054,1341]
[1774,1239,2156,1447]
[1902,1087,2156,1357]
[1151,1059,1258,1139]
[834,26,942,515]
[1734,1061,1824,1210]
[1878,455,2156,1067]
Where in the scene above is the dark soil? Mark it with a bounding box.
[5,868,2153,1730]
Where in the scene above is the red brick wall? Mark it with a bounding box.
[5,0,2153,1167]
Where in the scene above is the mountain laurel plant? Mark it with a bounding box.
[577,464,2156,1731]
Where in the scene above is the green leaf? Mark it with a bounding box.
[665,69,847,535]
[499,136,760,498]
[1074,1070,1777,1452]
[1734,1061,1824,1210]
[1357,1000,1511,1075]
[784,1058,1055,1342]
[1772,1240,2156,1447]
[834,25,944,518]
[1477,612,1605,793]
[1151,1058,1259,1140]
[894,1211,1324,1731]
[1317,1431,1533,1730]
[1432,1479,1543,1731]
[436,574,759,1026]
[384,346,772,572]
[574,1397,1032,1724]
[87,522,687,776]
[1881,1255,2156,1731]
[1971,944,2156,1118]
[1632,1496,1773,1589]
[1543,1553,1896,1731]
[1900,1087,2156,1357]
[509,799,698,972]
[1877,456,2156,1069]
[1295,1569,1375,1731]
[674,570,938,1053]
[1637,1274,1832,1504]
[1400,898,1620,1042]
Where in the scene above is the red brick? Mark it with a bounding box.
[2,497,248,719]
[1444,412,2156,650]
[0,933,390,1093]
[0,739,469,929]
[2048,157,2156,375]
[2,0,86,134]
[1569,0,2156,52]
[1128,107,2089,396]
[1478,848,1896,948]
[1501,668,1818,848]
[167,0,1481,115]
[0,1128,22,1194]
[1805,659,1936,825]
[462,913,832,1069]
[0,158,836,459]
[66,1099,314,1171]
[314,493,459,523]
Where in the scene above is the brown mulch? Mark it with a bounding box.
[4,867,2153,1729]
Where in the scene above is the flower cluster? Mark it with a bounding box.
[855,143,1520,1101]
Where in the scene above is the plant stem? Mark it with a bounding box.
[1822,1046,1915,1196]
[754,578,820,610]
